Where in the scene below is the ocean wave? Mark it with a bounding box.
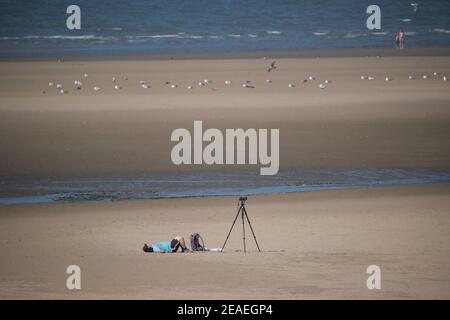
[127,39,147,43]
[433,28,450,34]
[127,34,181,39]
[371,32,388,35]
[1,34,119,41]
[228,34,241,38]
[266,30,282,35]
[400,18,412,22]
[0,36,21,40]
[313,31,329,36]
[343,33,364,39]
[404,31,416,36]
[248,34,257,38]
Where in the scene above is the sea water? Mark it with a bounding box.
[1,169,449,205]
[0,0,449,57]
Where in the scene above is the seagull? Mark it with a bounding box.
[114,85,121,90]
[368,76,375,80]
[423,75,428,79]
[409,75,415,80]
[385,77,391,81]
[112,77,116,82]
[319,83,326,89]
[443,76,448,82]
[308,75,315,81]
[288,83,295,88]
[171,84,177,89]
[48,82,54,87]
[433,72,439,76]
[324,80,331,84]
[242,83,254,88]
[361,75,368,80]
[56,84,63,89]
[198,82,205,86]
[93,86,101,91]
[411,3,419,11]
[203,79,211,84]
[141,83,150,89]
[60,89,67,94]
[266,79,272,83]
[187,86,193,90]
[83,73,88,78]
[225,80,232,85]
[74,80,83,90]
[268,61,277,72]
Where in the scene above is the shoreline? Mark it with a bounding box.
[1,169,449,205]
[1,47,450,62]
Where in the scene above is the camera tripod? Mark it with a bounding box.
[221,196,261,253]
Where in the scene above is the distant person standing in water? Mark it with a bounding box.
[398,28,405,49]
[394,28,405,49]
[394,33,400,49]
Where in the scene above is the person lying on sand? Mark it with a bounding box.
[143,235,190,253]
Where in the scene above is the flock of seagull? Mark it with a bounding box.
[361,71,448,82]
[44,60,448,95]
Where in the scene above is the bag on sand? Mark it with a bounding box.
[190,233,206,251]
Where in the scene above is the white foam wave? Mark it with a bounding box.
[11,34,119,41]
[313,31,329,36]
[433,28,450,34]
[344,33,364,39]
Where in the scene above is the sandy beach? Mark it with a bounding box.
[0,54,450,179]
[0,52,449,299]
[0,184,449,299]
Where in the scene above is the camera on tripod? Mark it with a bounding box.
[222,196,261,253]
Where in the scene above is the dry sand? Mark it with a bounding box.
[0,184,449,299]
[0,53,449,299]
[0,55,449,179]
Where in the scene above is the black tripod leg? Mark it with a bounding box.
[221,205,242,251]
[241,209,246,253]
[243,206,261,252]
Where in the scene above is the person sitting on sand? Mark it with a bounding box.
[143,235,190,253]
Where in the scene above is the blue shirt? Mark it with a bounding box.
[152,241,173,252]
